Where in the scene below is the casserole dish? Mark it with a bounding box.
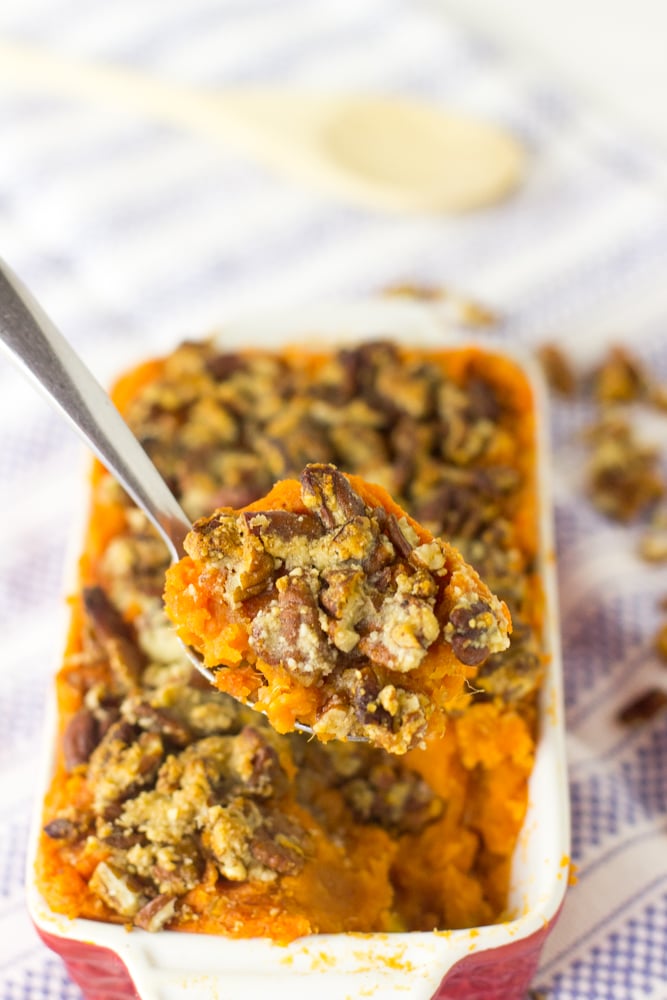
[27,299,569,999]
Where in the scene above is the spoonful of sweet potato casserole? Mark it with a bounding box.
[0,259,510,753]
[164,464,510,753]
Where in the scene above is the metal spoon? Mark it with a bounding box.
[0,258,316,734]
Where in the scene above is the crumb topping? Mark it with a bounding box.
[179,463,510,752]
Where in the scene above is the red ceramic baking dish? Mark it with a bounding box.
[27,299,569,1000]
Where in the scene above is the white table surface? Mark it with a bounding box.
[437,0,667,153]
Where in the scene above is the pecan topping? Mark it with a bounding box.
[134,894,177,932]
[172,462,510,752]
[301,463,367,527]
[87,721,164,813]
[89,861,148,917]
[252,572,336,678]
[43,817,82,841]
[249,814,309,875]
[63,708,100,771]
[445,599,497,666]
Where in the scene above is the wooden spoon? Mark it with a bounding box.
[0,38,524,213]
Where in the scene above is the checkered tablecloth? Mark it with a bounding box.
[1,2,667,998]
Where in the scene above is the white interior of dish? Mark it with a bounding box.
[26,300,570,1000]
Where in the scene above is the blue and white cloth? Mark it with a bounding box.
[1,2,667,997]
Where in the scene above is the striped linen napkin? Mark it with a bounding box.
[1,2,667,998]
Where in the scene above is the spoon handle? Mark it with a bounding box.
[0,259,191,560]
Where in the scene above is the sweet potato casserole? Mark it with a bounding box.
[37,339,543,941]
[164,463,511,753]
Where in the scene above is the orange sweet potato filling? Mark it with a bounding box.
[35,340,541,942]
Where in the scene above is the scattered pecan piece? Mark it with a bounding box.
[617,688,667,725]
[592,346,648,404]
[537,343,577,396]
[585,414,663,521]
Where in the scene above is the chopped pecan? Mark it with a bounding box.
[87,721,164,813]
[134,894,177,932]
[101,829,148,849]
[206,800,262,881]
[465,377,501,423]
[252,572,336,677]
[228,726,286,798]
[43,817,83,841]
[592,346,648,404]
[89,860,148,917]
[124,699,192,747]
[301,464,366,528]
[537,343,577,396]
[320,568,369,653]
[184,510,242,562]
[83,586,133,644]
[476,620,543,702]
[383,513,415,560]
[82,586,145,690]
[250,814,309,875]
[149,840,205,894]
[341,761,443,834]
[63,708,100,770]
[340,666,392,729]
[445,598,497,666]
[244,510,324,569]
[205,352,247,381]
